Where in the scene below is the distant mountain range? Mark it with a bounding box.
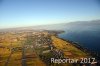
[0,20,100,32]
[38,20,100,31]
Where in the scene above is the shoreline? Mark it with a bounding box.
[54,33,100,60]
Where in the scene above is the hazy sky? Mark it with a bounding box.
[0,0,100,29]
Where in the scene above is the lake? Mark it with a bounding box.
[58,31,100,54]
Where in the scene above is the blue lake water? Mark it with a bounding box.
[58,31,100,53]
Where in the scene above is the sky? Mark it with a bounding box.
[0,0,100,29]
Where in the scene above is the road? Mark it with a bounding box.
[22,45,27,66]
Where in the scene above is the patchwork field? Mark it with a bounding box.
[0,30,96,66]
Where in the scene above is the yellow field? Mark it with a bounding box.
[51,36,90,58]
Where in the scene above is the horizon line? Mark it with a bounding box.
[0,19,100,30]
